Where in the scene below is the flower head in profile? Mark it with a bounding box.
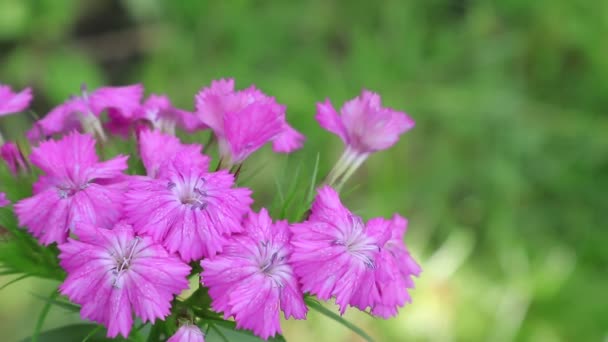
[201,208,307,339]
[316,90,414,185]
[168,323,205,342]
[14,132,128,245]
[0,141,29,176]
[59,222,190,338]
[124,157,252,261]
[350,215,421,317]
[107,94,205,137]
[27,84,143,142]
[0,84,32,116]
[195,78,304,166]
[290,186,383,314]
[137,129,210,178]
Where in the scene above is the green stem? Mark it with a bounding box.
[82,325,103,342]
[32,289,59,342]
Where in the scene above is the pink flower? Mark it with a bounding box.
[316,90,413,153]
[107,94,205,137]
[26,84,143,142]
[123,157,253,261]
[59,222,190,338]
[0,192,9,207]
[195,78,304,166]
[317,90,414,185]
[290,186,383,314]
[291,187,420,317]
[0,84,32,116]
[349,215,421,318]
[0,142,29,176]
[168,324,205,342]
[14,132,128,245]
[201,209,307,339]
[138,129,210,178]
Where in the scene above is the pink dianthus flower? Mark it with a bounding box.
[201,208,307,339]
[291,187,420,316]
[59,222,190,338]
[316,90,414,185]
[107,94,205,137]
[124,157,252,261]
[290,186,381,314]
[14,132,128,244]
[195,78,304,166]
[27,84,143,142]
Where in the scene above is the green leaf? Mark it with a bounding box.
[32,289,59,342]
[305,297,374,342]
[0,273,29,290]
[82,325,104,342]
[0,208,65,281]
[32,292,81,313]
[21,323,117,342]
[306,153,321,203]
[204,318,286,342]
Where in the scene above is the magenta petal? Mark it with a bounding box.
[272,124,305,153]
[223,103,284,163]
[0,85,32,116]
[33,97,86,138]
[315,99,347,143]
[138,129,209,178]
[89,84,144,116]
[168,324,205,342]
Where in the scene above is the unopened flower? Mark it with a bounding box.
[0,192,9,207]
[124,157,252,261]
[107,94,205,137]
[0,84,32,116]
[316,90,414,186]
[290,186,383,314]
[138,129,210,178]
[59,222,190,338]
[14,132,128,244]
[195,78,304,166]
[201,208,307,339]
[0,141,29,176]
[26,84,143,142]
[168,323,205,342]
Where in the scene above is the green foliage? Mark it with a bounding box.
[21,324,117,342]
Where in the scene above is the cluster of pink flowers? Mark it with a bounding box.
[0,80,419,341]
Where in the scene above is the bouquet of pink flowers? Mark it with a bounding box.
[0,79,420,341]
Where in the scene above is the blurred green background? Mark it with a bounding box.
[1,0,607,341]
